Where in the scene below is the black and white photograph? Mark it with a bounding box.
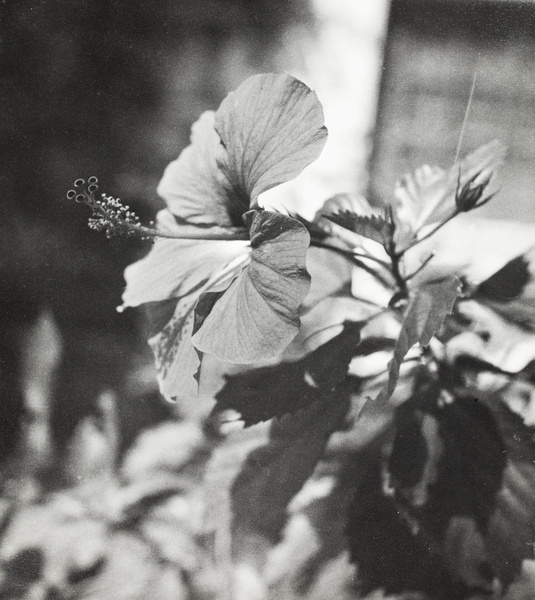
[1,0,535,598]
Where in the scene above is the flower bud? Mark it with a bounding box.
[455,168,493,212]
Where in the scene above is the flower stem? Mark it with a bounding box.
[403,252,435,283]
[310,240,394,289]
[353,251,392,271]
[397,210,458,256]
[382,219,408,298]
[139,225,249,241]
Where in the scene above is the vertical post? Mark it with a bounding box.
[264,0,391,218]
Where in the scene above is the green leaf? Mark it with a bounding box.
[315,193,375,219]
[477,253,531,302]
[482,401,535,588]
[323,212,391,247]
[475,246,535,330]
[203,392,349,581]
[348,397,506,596]
[216,73,328,207]
[392,140,506,248]
[312,193,378,244]
[231,394,350,546]
[192,210,311,363]
[380,277,460,403]
[445,300,535,375]
[393,164,447,247]
[214,321,362,426]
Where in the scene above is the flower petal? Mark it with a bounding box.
[147,256,250,400]
[215,73,328,206]
[157,112,241,228]
[121,236,249,308]
[157,74,327,228]
[192,210,311,363]
[148,295,200,400]
[121,213,250,399]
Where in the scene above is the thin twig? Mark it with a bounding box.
[353,250,392,270]
[384,237,408,299]
[309,240,360,262]
[299,306,391,348]
[309,240,394,289]
[397,210,458,256]
[403,252,435,282]
[350,295,388,310]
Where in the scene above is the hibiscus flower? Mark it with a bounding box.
[120,74,328,400]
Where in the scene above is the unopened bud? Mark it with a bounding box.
[455,168,493,212]
[472,167,493,188]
